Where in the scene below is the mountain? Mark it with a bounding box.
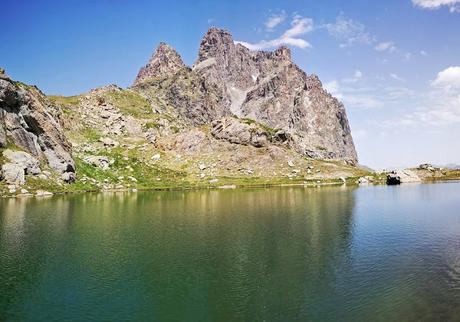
[134,28,357,163]
[1,28,369,196]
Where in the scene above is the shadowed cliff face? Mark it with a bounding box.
[132,28,358,164]
[0,70,75,176]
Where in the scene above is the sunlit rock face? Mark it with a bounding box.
[133,28,358,164]
[0,70,75,177]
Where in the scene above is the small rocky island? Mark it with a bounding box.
[0,28,459,197]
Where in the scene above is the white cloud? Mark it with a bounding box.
[390,73,406,82]
[375,42,397,53]
[324,72,384,109]
[236,15,313,50]
[412,0,460,12]
[420,50,428,56]
[265,11,286,31]
[383,67,460,127]
[325,14,371,47]
[432,66,460,89]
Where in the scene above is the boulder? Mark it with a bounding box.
[61,172,76,183]
[358,177,369,184]
[1,163,25,185]
[3,149,41,175]
[211,117,270,148]
[387,169,421,185]
[83,155,112,170]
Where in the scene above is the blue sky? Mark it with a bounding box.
[1,0,459,169]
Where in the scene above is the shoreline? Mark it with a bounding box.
[2,175,460,199]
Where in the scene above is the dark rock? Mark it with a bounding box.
[387,172,401,185]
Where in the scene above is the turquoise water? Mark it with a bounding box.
[1,183,460,321]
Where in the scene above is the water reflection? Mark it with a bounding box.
[1,183,459,321]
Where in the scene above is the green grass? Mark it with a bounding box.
[81,127,102,143]
[240,118,278,136]
[48,95,81,107]
[144,121,161,130]
[103,90,151,117]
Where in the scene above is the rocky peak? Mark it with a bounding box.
[196,28,235,63]
[133,42,185,86]
[274,46,291,61]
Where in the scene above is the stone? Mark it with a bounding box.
[61,172,76,183]
[358,177,369,184]
[84,156,112,170]
[151,154,161,161]
[36,190,53,197]
[99,137,119,147]
[199,163,207,170]
[3,149,41,175]
[1,163,25,185]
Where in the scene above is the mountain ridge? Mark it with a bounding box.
[0,28,378,196]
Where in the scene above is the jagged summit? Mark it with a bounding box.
[131,27,358,163]
[133,42,185,85]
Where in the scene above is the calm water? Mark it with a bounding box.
[0,183,460,321]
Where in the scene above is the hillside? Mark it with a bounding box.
[0,28,393,196]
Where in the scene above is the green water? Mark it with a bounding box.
[1,183,460,321]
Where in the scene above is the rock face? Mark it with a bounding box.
[133,28,358,164]
[193,28,357,163]
[133,43,186,85]
[211,117,270,148]
[0,71,75,176]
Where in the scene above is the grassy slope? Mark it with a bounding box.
[3,90,459,197]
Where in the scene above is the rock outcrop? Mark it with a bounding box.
[387,169,421,185]
[0,70,75,180]
[211,117,270,148]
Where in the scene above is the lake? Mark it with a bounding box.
[1,182,460,321]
